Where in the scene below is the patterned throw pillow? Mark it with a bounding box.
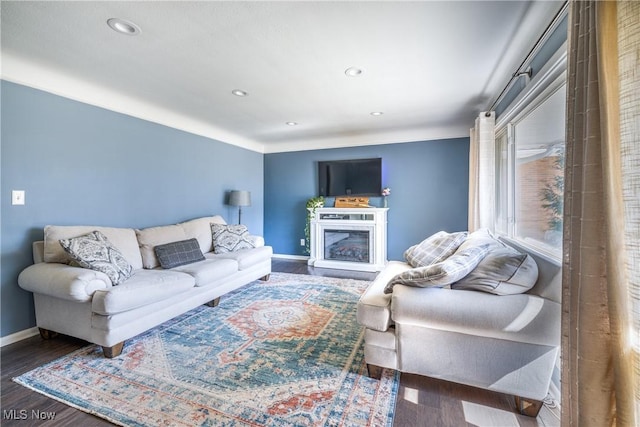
[59,230,133,285]
[404,231,468,268]
[211,224,256,254]
[385,244,490,294]
[154,238,205,269]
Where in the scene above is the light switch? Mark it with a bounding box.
[12,190,25,205]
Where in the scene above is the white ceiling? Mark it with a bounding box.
[1,1,564,153]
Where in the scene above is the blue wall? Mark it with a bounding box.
[1,81,264,337]
[264,138,470,261]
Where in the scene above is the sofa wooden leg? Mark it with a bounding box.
[205,297,221,307]
[102,342,124,358]
[38,328,59,340]
[366,364,383,380]
[515,396,544,417]
[260,274,270,281]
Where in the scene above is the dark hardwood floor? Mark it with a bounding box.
[1,259,559,426]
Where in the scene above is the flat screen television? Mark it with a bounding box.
[318,158,382,197]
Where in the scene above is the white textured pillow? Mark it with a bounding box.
[452,247,539,295]
[59,231,132,285]
[404,231,468,268]
[385,244,490,294]
[211,224,256,254]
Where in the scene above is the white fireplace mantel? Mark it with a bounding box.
[308,207,388,272]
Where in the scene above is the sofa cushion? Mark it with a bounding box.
[59,231,133,286]
[211,224,256,254]
[385,244,490,294]
[44,225,142,269]
[205,245,272,270]
[178,215,226,254]
[154,238,205,269]
[136,224,188,269]
[404,231,468,268]
[171,258,239,287]
[452,247,539,295]
[92,269,195,315]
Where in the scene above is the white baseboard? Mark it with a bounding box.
[1,327,39,347]
[272,254,310,261]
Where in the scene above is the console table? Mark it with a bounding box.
[308,207,388,272]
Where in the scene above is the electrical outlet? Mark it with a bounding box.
[300,239,305,246]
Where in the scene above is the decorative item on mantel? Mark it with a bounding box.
[304,196,325,254]
[381,187,391,208]
[334,197,370,208]
[228,190,251,224]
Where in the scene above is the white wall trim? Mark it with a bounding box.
[272,254,310,261]
[1,327,39,347]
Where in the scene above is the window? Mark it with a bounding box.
[494,46,567,259]
[514,86,566,251]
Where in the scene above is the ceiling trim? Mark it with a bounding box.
[262,127,469,154]
[1,53,266,153]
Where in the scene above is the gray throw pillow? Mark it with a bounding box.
[385,244,490,294]
[59,230,133,285]
[404,231,468,268]
[452,247,539,295]
[154,238,205,269]
[211,224,256,254]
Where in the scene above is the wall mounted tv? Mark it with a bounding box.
[318,158,382,197]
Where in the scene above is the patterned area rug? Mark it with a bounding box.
[14,273,399,426]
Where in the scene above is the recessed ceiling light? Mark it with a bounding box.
[107,18,141,36]
[232,89,248,97]
[345,67,363,77]
[370,112,384,116]
[286,122,298,126]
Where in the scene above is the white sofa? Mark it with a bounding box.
[357,229,561,416]
[18,215,272,358]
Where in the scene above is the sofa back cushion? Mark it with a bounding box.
[44,225,142,270]
[136,224,188,269]
[178,215,226,255]
[136,216,228,269]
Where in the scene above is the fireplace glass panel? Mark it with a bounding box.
[324,229,370,263]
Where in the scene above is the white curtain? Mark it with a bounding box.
[468,111,496,232]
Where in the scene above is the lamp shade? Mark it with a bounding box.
[229,190,251,207]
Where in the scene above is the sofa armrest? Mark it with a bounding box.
[18,263,112,302]
[248,235,265,247]
[357,261,412,331]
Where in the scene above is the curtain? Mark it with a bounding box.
[561,1,639,426]
[468,111,495,232]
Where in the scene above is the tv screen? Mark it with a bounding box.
[318,158,382,197]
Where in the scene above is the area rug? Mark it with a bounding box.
[14,273,399,426]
